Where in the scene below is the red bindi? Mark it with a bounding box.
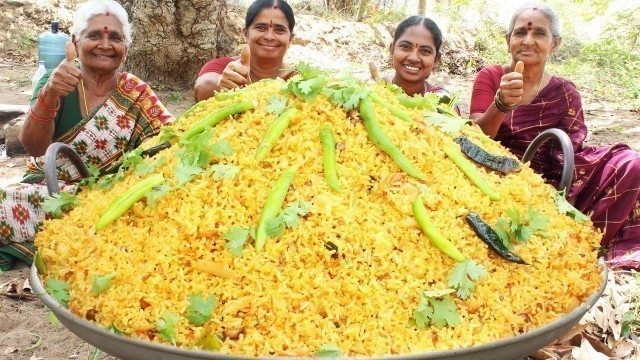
[528,22,532,26]
[273,5,278,9]
[106,11,110,16]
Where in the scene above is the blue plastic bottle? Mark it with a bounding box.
[38,21,71,70]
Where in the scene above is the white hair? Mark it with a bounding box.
[71,0,132,46]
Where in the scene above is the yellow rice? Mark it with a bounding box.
[35,78,603,357]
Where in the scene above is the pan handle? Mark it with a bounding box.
[44,142,91,196]
[521,128,575,194]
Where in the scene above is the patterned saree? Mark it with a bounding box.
[0,72,173,270]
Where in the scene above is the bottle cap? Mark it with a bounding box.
[51,21,59,34]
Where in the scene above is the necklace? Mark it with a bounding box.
[535,72,545,98]
[392,75,428,95]
[80,78,89,117]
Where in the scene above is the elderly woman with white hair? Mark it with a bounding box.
[0,0,173,270]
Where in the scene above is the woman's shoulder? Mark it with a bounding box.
[477,64,504,78]
[199,57,237,76]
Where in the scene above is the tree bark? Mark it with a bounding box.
[120,0,236,89]
[356,0,368,22]
[418,0,426,16]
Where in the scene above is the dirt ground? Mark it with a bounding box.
[1,5,640,360]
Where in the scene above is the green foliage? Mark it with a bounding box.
[413,290,461,329]
[156,311,179,345]
[315,344,341,358]
[446,260,487,300]
[169,91,184,104]
[186,293,218,326]
[92,274,115,295]
[44,278,71,308]
[223,226,255,257]
[495,207,549,250]
[42,192,80,219]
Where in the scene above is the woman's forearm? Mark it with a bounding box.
[20,86,59,157]
[470,103,507,139]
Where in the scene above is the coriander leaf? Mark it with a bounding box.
[121,148,145,171]
[263,94,289,115]
[423,111,469,134]
[159,126,177,143]
[79,163,101,189]
[265,214,285,238]
[223,226,252,257]
[209,164,240,181]
[525,207,549,238]
[156,311,179,345]
[42,192,79,218]
[422,288,456,298]
[44,277,71,308]
[386,81,404,94]
[48,311,58,326]
[210,139,233,158]
[134,160,156,175]
[92,274,115,295]
[106,324,129,335]
[315,344,341,358]
[413,294,434,329]
[494,219,513,250]
[186,293,218,326]
[429,297,461,328]
[554,190,590,222]
[145,184,172,209]
[174,162,203,185]
[282,200,312,228]
[446,260,487,300]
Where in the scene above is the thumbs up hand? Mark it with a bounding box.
[218,44,252,91]
[368,61,381,82]
[44,41,83,99]
[498,61,525,107]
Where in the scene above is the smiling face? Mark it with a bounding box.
[75,14,127,73]
[243,7,292,62]
[507,9,560,66]
[390,24,440,85]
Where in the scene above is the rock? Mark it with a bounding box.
[4,115,27,157]
[6,1,28,7]
[0,104,28,126]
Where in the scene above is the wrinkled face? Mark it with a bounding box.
[75,14,127,73]
[390,25,440,84]
[507,9,560,65]
[243,8,292,62]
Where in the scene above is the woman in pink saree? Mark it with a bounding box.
[469,4,640,268]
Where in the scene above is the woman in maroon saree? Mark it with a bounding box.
[470,4,640,268]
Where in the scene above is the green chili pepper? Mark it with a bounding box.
[255,108,297,161]
[319,125,342,193]
[443,144,501,201]
[370,93,415,124]
[465,212,527,264]
[180,99,255,143]
[412,199,466,262]
[174,100,206,124]
[255,166,297,251]
[96,174,165,230]
[359,97,425,181]
[34,250,47,276]
[214,89,246,101]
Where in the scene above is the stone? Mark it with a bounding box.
[0,104,28,127]
[4,115,27,157]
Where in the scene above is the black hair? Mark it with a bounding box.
[245,0,296,33]
[392,16,443,55]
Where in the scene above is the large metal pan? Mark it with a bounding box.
[30,263,607,360]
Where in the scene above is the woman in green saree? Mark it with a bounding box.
[0,0,173,270]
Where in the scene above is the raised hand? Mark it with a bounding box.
[369,61,381,82]
[498,60,524,107]
[43,41,82,99]
[217,44,251,91]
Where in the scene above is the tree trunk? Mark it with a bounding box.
[356,0,368,22]
[120,0,236,89]
[418,0,426,16]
